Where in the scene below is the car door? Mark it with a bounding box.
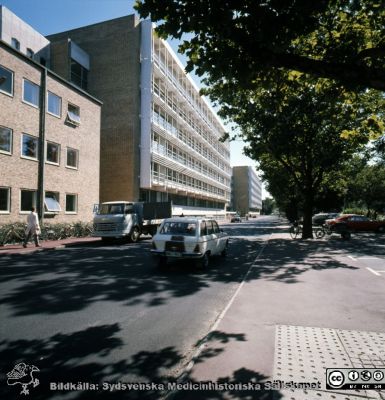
[205,220,216,254]
[212,220,224,254]
[199,221,208,254]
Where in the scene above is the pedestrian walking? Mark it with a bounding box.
[23,207,41,248]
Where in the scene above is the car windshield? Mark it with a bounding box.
[98,204,133,215]
[160,222,197,236]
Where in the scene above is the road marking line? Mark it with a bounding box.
[367,267,381,276]
[348,256,357,261]
[357,257,380,260]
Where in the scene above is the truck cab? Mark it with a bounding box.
[93,201,141,242]
[93,201,172,242]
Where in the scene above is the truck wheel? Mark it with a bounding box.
[130,227,140,243]
[197,252,209,269]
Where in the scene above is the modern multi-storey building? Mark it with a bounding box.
[47,16,231,217]
[0,6,102,223]
[231,166,262,216]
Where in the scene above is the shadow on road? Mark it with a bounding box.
[1,221,382,315]
[0,325,281,400]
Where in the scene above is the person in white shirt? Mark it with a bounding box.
[23,207,41,248]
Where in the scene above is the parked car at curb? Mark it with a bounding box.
[231,215,242,223]
[312,212,340,226]
[151,217,229,268]
[325,214,385,233]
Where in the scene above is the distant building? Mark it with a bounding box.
[231,166,262,215]
[0,6,102,223]
[47,16,231,218]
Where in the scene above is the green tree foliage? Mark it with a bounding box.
[346,163,385,216]
[211,72,383,237]
[135,0,385,91]
[261,197,276,215]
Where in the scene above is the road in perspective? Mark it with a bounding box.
[1,216,384,400]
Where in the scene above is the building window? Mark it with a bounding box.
[66,147,78,169]
[46,142,60,164]
[66,103,80,126]
[20,189,36,212]
[23,79,40,107]
[11,38,20,51]
[45,191,61,213]
[65,194,77,213]
[0,126,12,154]
[0,187,10,213]
[70,59,88,90]
[21,134,38,160]
[47,91,62,117]
[26,48,34,59]
[0,65,13,96]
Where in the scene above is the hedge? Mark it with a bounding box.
[0,221,93,246]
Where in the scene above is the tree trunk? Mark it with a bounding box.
[302,189,314,239]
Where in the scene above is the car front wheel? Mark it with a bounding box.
[377,226,385,233]
[197,252,209,269]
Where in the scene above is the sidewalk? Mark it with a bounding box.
[0,236,101,255]
[171,231,385,400]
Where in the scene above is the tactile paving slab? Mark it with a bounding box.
[273,325,385,400]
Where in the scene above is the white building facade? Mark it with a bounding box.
[140,20,231,218]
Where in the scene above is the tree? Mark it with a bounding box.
[346,162,385,216]
[209,72,383,238]
[135,0,385,91]
[261,197,276,215]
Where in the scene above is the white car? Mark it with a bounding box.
[151,217,229,268]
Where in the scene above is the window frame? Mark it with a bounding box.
[46,141,60,165]
[65,193,78,214]
[20,189,37,213]
[0,187,11,214]
[26,48,34,59]
[66,147,79,169]
[22,78,40,108]
[47,91,62,118]
[45,191,61,213]
[66,103,81,126]
[0,126,13,155]
[21,133,39,161]
[0,65,14,97]
[11,38,20,51]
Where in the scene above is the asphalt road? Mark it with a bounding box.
[0,217,276,399]
[1,216,384,400]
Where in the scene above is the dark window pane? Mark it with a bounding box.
[0,126,12,153]
[67,148,78,168]
[47,142,59,163]
[0,188,9,211]
[22,135,38,159]
[21,190,36,211]
[66,194,77,212]
[0,66,13,95]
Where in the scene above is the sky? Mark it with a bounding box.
[1,0,266,194]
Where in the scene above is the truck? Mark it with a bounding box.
[93,201,172,242]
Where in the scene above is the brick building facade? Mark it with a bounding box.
[0,40,101,223]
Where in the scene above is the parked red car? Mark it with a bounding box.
[326,214,385,233]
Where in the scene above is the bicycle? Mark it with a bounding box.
[289,221,302,239]
[313,224,330,238]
